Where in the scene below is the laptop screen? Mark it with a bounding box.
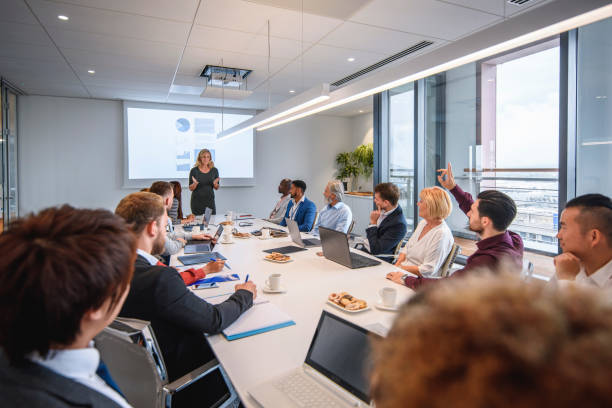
[305,311,378,403]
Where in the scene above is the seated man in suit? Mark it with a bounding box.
[395,162,523,289]
[361,182,408,258]
[551,193,612,288]
[313,180,353,235]
[0,206,135,408]
[114,192,256,381]
[280,179,317,232]
[268,178,292,224]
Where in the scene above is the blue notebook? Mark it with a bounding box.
[178,252,227,266]
[190,274,240,286]
[204,294,295,341]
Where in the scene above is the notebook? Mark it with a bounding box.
[204,293,295,341]
[178,252,227,266]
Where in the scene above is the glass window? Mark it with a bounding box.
[423,42,560,254]
[577,17,612,197]
[388,83,415,229]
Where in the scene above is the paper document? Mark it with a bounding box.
[222,302,295,340]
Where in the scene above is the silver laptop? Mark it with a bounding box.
[319,226,381,269]
[285,218,320,248]
[249,311,379,408]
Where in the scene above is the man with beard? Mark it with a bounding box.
[114,192,256,383]
[268,178,292,224]
[313,180,352,235]
[279,180,317,232]
[399,162,523,289]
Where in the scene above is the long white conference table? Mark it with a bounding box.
[170,216,414,407]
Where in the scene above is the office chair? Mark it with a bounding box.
[438,243,462,277]
[310,211,319,232]
[520,258,535,281]
[347,219,355,235]
[95,318,239,408]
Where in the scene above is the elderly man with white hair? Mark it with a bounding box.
[313,180,353,235]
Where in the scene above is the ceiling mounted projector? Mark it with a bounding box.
[200,64,253,100]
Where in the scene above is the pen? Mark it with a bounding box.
[245,274,249,283]
[209,257,232,270]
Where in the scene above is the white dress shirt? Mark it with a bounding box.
[288,196,305,220]
[137,248,158,266]
[29,341,132,408]
[550,257,612,289]
[401,219,454,277]
[268,194,291,224]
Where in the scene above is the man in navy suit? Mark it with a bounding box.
[364,182,408,257]
[280,179,317,232]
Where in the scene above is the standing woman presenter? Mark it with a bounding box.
[189,149,219,215]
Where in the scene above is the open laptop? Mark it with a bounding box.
[286,218,320,247]
[184,225,223,254]
[319,226,381,269]
[249,310,379,408]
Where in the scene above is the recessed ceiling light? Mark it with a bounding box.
[347,57,355,62]
[289,89,295,93]
[358,110,364,113]
[87,70,95,74]
[58,15,69,21]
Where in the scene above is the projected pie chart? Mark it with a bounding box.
[175,118,190,132]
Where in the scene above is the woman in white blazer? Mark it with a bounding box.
[387,186,454,283]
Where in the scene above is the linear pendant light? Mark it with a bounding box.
[256,1,612,131]
[216,83,329,140]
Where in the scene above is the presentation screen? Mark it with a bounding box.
[123,101,255,187]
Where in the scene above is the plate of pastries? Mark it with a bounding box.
[264,252,293,263]
[327,292,369,312]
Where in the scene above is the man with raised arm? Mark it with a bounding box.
[389,163,523,289]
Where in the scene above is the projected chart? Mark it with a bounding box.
[126,105,253,181]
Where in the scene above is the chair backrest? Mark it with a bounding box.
[394,239,404,256]
[310,211,319,231]
[95,318,167,408]
[439,243,462,278]
[520,258,535,280]
[347,219,355,235]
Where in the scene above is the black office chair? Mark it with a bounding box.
[95,318,239,408]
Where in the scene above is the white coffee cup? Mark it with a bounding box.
[261,228,271,239]
[266,273,282,290]
[222,230,233,243]
[379,287,397,307]
[192,225,200,234]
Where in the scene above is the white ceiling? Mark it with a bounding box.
[0,0,553,111]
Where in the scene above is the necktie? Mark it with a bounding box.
[96,359,125,398]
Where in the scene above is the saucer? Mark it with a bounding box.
[263,285,286,294]
[375,300,400,311]
[220,240,235,244]
[256,235,273,240]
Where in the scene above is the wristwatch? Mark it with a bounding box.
[401,274,409,283]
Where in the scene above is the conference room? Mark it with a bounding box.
[2,0,612,407]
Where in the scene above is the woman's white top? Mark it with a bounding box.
[401,219,454,277]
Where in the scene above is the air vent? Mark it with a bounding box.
[331,41,434,87]
[507,0,532,5]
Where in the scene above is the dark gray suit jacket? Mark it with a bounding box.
[0,352,122,408]
[119,255,253,380]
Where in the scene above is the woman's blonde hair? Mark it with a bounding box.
[195,149,214,169]
[420,186,452,220]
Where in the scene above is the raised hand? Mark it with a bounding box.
[554,252,582,281]
[437,162,456,190]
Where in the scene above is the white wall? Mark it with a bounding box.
[18,95,356,217]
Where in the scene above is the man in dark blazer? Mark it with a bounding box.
[115,192,256,381]
[280,179,317,232]
[365,183,408,258]
[0,206,136,408]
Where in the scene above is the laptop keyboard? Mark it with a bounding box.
[274,371,342,408]
[350,253,381,268]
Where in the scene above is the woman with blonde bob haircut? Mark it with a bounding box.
[387,186,454,281]
[189,148,220,215]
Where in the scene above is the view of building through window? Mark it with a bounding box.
[482,44,560,253]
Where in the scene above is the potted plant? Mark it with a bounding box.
[335,143,374,192]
